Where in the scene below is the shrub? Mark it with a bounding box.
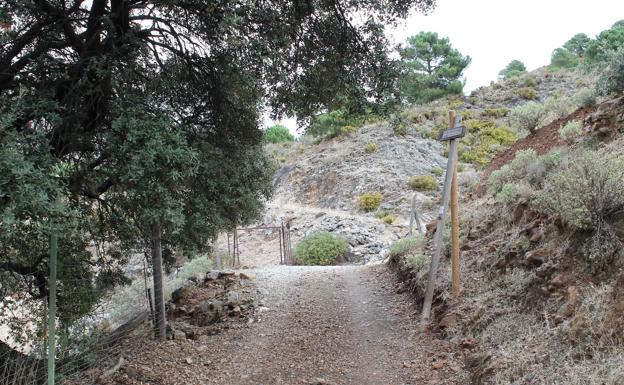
[499,60,527,79]
[382,214,396,224]
[265,124,294,143]
[432,167,444,177]
[559,120,583,141]
[598,49,624,96]
[523,76,538,87]
[509,149,538,170]
[538,148,624,267]
[517,87,538,100]
[391,114,409,136]
[550,48,579,69]
[544,95,575,121]
[538,149,624,232]
[364,143,378,153]
[459,120,517,166]
[307,109,364,139]
[408,175,438,191]
[482,108,509,118]
[357,192,383,211]
[573,88,597,108]
[375,210,390,219]
[487,149,537,195]
[294,232,348,266]
[389,236,424,258]
[509,101,548,133]
[405,254,429,271]
[340,125,359,135]
[496,182,519,205]
[402,109,426,124]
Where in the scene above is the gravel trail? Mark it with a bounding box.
[191,265,460,385]
[105,264,466,385]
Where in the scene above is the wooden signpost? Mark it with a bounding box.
[420,110,465,327]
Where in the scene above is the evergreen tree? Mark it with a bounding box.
[398,32,471,104]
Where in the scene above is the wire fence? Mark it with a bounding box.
[0,238,224,385]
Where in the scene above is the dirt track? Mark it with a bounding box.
[104,265,467,385]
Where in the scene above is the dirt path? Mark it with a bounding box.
[118,265,466,385]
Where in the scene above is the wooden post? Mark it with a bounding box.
[47,228,58,385]
[232,227,238,267]
[421,111,461,327]
[151,220,166,341]
[451,138,461,299]
[279,224,284,265]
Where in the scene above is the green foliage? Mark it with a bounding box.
[488,149,538,195]
[405,253,429,270]
[483,108,509,118]
[265,125,294,143]
[563,33,592,57]
[509,101,548,133]
[398,32,471,104]
[517,87,538,100]
[459,120,517,166]
[382,214,396,224]
[391,114,409,136]
[375,210,390,219]
[294,232,348,266]
[586,22,624,64]
[357,192,383,211]
[544,94,575,121]
[559,120,583,141]
[432,167,445,177]
[408,175,438,191]
[488,148,569,205]
[389,236,424,258]
[538,149,624,231]
[573,88,597,108]
[0,0,437,341]
[499,60,527,79]
[550,48,579,69]
[597,49,624,96]
[496,183,519,205]
[390,237,428,271]
[307,109,363,139]
[364,143,378,153]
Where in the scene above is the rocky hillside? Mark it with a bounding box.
[271,123,446,213]
[254,66,597,265]
[389,94,624,383]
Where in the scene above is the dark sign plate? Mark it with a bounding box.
[439,126,466,141]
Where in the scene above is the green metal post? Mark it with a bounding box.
[47,229,58,385]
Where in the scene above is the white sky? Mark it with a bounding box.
[268,0,624,134]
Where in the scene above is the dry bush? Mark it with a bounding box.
[538,148,624,269]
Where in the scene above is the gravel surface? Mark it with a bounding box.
[103,264,467,385]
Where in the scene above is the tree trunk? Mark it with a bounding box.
[151,220,166,340]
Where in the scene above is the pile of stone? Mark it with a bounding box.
[166,271,256,341]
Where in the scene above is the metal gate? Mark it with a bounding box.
[227,220,294,266]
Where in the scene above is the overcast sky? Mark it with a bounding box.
[269,0,624,133]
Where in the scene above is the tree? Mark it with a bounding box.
[265,125,295,143]
[586,22,624,63]
[499,60,527,79]
[551,48,579,68]
[563,33,592,57]
[398,32,471,104]
[0,0,436,346]
[598,49,624,96]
